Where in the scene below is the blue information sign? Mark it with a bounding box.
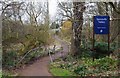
[94,16,109,34]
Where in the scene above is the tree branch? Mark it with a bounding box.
[108,2,120,14]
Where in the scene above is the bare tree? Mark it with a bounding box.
[42,2,49,25]
[1,1,25,24]
[1,1,26,39]
[58,2,73,22]
[108,2,120,42]
[26,2,42,26]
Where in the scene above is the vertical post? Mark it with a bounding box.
[48,49,53,63]
[105,3,110,52]
[108,20,110,52]
[107,17,110,52]
[93,16,95,61]
[93,25,95,50]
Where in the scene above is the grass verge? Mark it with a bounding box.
[49,67,75,76]
[0,71,2,78]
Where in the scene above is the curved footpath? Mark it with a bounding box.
[18,36,69,76]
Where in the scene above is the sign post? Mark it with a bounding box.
[93,16,110,60]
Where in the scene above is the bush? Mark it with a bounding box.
[74,65,88,76]
[24,48,43,64]
[73,57,118,76]
[2,51,19,69]
[97,57,118,71]
[95,42,109,53]
[81,49,93,58]
[83,57,118,72]
[50,55,118,76]
[93,42,114,58]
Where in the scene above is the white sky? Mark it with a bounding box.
[21,0,58,23]
[49,0,57,20]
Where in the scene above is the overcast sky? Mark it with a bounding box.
[49,0,57,19]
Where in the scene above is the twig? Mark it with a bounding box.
[15,45,41,66]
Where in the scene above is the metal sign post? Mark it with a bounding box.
[93,16,110,61]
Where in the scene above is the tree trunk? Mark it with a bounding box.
[72,2,85,56]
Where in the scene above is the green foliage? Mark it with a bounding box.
[94,42,114,58]
[2,20,25,40]
[97,57,118,71]
[60,62,72,69]
[80,48,92,58]
[111,41,118,48]
[24,48,44,64]
[0,71,2,78]
[49,68,75,76]
[50,55,118,76]
[24,24,53,45]
[76,57,118,75]
[2,22,54,69]
[95,42,110,51]
[3,51,19,69]
[84,57,117,69]
[50,22,59,29]
[74,65,88,76]
[3,47,48,69]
